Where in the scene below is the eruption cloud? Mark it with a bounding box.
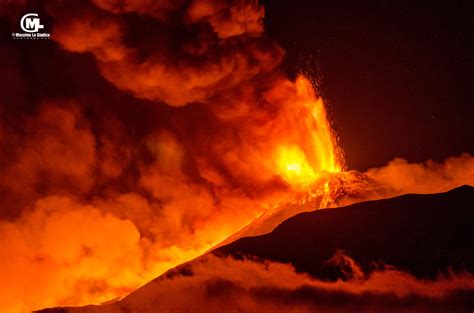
[48,254,474,313]
[0,0,472,312]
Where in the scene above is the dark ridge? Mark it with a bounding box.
[215,185,474,280]
[37,185,474,312]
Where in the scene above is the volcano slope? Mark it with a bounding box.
[217,184,474,280]
[39,185,474,313]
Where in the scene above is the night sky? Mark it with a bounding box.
[264,0,473,170]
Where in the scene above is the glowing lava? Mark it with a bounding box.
[273,76,343,188]
[276,145,317,185]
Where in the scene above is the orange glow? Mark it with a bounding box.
[276,145,317,185]
[95,254,474,313]
[1,0,473,312]
[0,73,345,313]
[268,75,342,188]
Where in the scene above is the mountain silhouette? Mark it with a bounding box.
[216,185,474,280]
[38,185,474,313]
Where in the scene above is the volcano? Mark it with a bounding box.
[1,0,472,311]
[39,185,474,312]
[217,185,474,279]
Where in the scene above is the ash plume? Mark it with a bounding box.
[0,1,472,312]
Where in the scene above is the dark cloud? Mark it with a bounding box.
[47,255,474,313]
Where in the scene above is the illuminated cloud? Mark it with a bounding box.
[53,254,474,313]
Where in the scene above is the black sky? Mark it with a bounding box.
[264,0,473,170]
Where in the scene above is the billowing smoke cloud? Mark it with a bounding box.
[323,153,474,207]
[0,0,472,312]
[365,153,474,195]
[0,196,143,313]
[0,1,342,311]
[49,254,474,313]
[50,0,281,106]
